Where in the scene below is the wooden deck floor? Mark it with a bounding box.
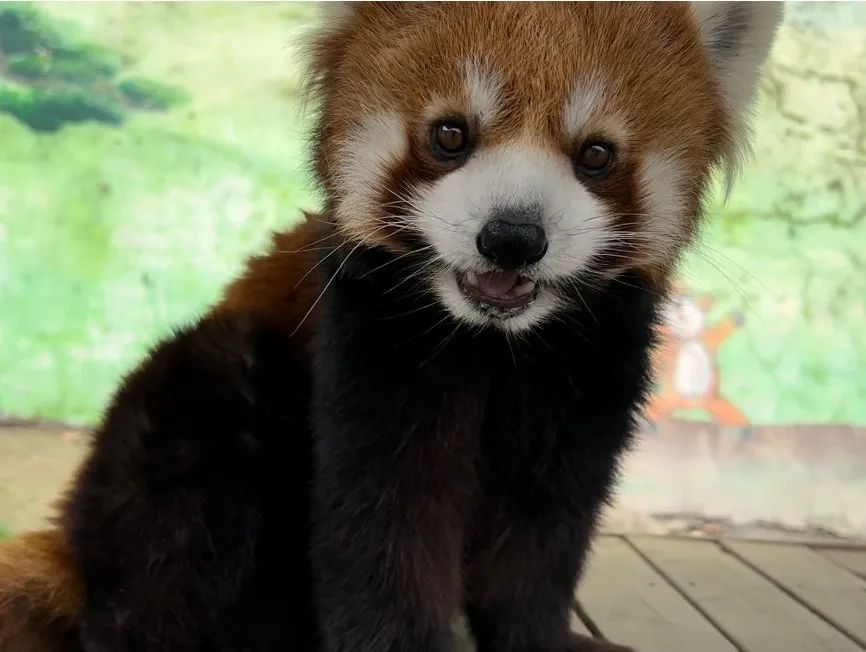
[572,536,866,652]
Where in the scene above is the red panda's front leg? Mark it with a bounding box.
[308,260,487,652]
[466,440,636,652]
[465,449,630,652]
[464,317,648,652]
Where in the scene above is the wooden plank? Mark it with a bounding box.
[724,540,866,647]
[453,613,475,652]
[576,536,735,652]
[817,547,866,580]
[569,608,594,636]
[629,536,864,652]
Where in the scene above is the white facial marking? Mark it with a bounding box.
[334,110,406,230]
[563,80,631,158]
[563,80,605,139]
[640,152,688,266]
[463,59,503,126]
[413,141,611,332]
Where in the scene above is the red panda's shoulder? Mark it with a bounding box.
[214,216,325,343]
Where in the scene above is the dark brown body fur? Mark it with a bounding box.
[0,217,649,651]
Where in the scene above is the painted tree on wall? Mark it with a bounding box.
[0,3,187,131]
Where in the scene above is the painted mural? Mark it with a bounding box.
[648,292,748,428]
[1,2,864,427]
[0,3,864,536]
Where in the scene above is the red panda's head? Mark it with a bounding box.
[305,2,781,332]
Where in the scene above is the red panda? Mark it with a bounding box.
[0,3,780,651]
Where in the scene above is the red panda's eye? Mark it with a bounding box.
[430,120,469,159]
[574,141,615,177]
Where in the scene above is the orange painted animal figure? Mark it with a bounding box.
[647,292,749,426]
[0,3,780,651]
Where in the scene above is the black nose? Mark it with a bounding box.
[476,213,548,270]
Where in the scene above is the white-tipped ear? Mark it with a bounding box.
[692,2,783,191]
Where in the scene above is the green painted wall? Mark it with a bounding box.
[0,2,864,426]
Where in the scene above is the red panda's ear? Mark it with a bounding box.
[302,1,424,109]
[691,2,783,195]
[300,3,359,111]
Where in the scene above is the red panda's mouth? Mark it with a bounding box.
[457,270,539,314]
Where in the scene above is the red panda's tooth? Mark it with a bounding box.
[512,279,537,297]
[465,271,479,288]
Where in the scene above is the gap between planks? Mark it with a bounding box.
[816,546,866,580]
[576,536,737,652]
[627,535,865,652]
[721,539,866,648]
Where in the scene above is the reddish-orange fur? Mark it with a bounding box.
[309,2,729,278]
[214,215,324,343]
[0,530,83,651]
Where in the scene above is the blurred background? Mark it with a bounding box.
[0,2,863,542]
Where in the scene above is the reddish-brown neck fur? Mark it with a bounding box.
[214,217,325,345]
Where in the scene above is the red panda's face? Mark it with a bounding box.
[309,2,781,332]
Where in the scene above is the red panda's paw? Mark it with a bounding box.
[570,634,636,652]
